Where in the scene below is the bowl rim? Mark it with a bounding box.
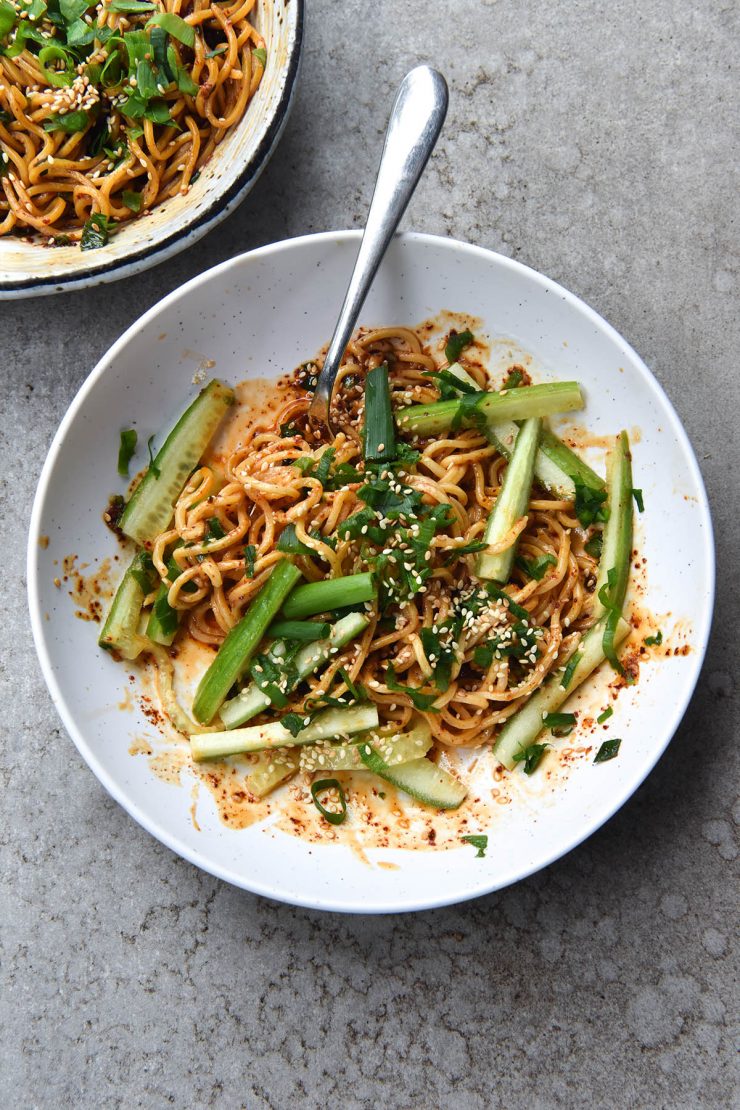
[27,230,716,913]
[0,0,304,300]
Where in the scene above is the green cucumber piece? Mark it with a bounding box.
[592,431,634,621]
[395,381,584,438]
[358,745,468,809]
[191,704,379,761]
[98,550,153,660]
[476,417,541,582]
[246,749,300,797]
[192,560,302,724]
[120,379,234,546]
[300,716,432,772]
[487,422,604,501]
[493,616,631,769]
[219,612,369,729]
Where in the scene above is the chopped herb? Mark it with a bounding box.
[277,523,334,557]
[117,428,137,477]
[450,390,487,435]
[122,190,142,213]
[513,743,549,774]
[337,666,363,702]
[632,488,645,512]
[594,738,622,764]
[442,540,488,565]
[420,619,462,692]
[253,46,267,67]
[109,0,157,10]
[501,367,524,389]
[542,711,576,737]
[644,629,663,646]
[146,433,160,477]
[279,420,299,437]
[461,834,488,858]
[80,212,114,251]
[313,446,336,486]
[248,652,291,709]
[473,620,539,667]
[560,650,582,689]
[43,110,90,134]
[205,45,227,59]
[243,544,257,578]
[516,553,557,581]
[147,10,195,46]
[310,779,347,825]
[281,712,306,738]
[596,706,613,724]
[584,533,603,559]
[205,517,226,542]
[573,476,609,528]
[488,585,532,621]
[445,328,474,365]
[385,662,439,711]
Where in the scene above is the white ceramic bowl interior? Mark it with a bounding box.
[0,0,302,298]
[28,232,714,912]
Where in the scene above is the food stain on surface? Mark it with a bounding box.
[38,534,49,549]
[60,553,115,622]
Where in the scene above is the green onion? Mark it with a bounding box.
[109,0,156,10]
[594,738,622,763]
[146,433,160,477]
[243,544,257,578]
[38,44,75,88]
[385,662,439,711]
[461,834,488,857]
[117,429,137,477]
[363,363,396,462]
[267,620,330,642]
[584,533,603,559]
[502,367,523,389]
[542,711,576,736]
[192,560,303,724]
[310,779,347,825]
[596,706,613,724]
[644,630,663,646]
[0,1,16,38]
[147,10,195,46]
[281,572,375,619]
[253,46,266,67]
[632,488,644,512]
[516,553,557,581]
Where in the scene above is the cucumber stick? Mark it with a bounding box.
[592,431,634,621]
[476,417,541,582]
[191,704,379,761]
[493,616,631,769]
[358,745,468,809]
[300,716,432,772]
[219,612,369,729]
[98,550,153,660]
[488,422,604,501]
[192,560,302,724]
[395,381,584,437]
[246,750,300,798]
[120,379,234,546]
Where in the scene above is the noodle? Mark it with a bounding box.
[0,0,264,243]
[153,326,602,750]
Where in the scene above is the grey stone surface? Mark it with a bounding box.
[2,0,738,1106]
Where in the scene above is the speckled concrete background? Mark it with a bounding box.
[3,1,738,1106]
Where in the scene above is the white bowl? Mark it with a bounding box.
[0,0,302,299]
[27,231,714,913]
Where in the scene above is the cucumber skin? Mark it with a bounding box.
[191,705,379,761]
[493,616,631,769]
[592,431,634,621]
[358,745,468,810]
[98,550,151,660]
[476,417,541,582]
[300,717,432,772]
[120,379,234,547]
[396,382,584,437]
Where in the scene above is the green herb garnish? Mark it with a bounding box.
[243,544,257,578]
[385,662,439,711]
[584,533,603,559]
[513,743,549,774]
[501,367,524,389]
[644,629,663,646]
[80,212,114,251]
[560,650,582,689]
[516,553,557,581]
[117,428,137,477]
[596,706,613,724]
[461,834,488,858]
[146,433,160,477]
[122,190,142,212]
[573,476,609,528]
[632,488,644,512]
[594,738,621,763]
[542,711,576,737]
[445,329,474,365]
